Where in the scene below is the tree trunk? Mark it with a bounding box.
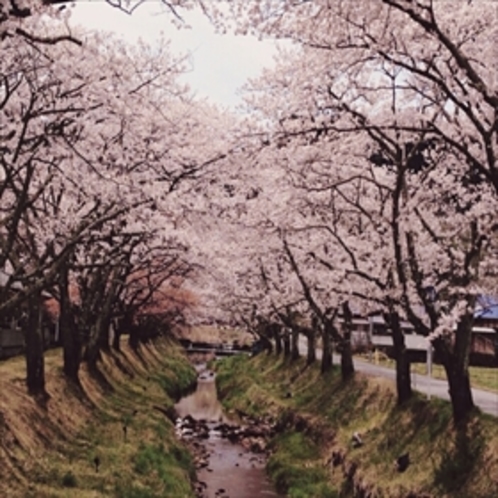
[386,311,412,405]
[268,322,283,356]
[25,293,45,396]
[85,322,102,368]
[340,340,355,381]
[114,314,132,351]
[112,328,121,351]
[59,264,81,382]
[86,268,120,366]
[340,302,355,381]
[446,356,474,424]
[129,324,140,350]
[434,312,475,424]
[283,330,291,358]
[274,330,282,355]
[98,314,111,353]
[290,326,300,361]
[321,320,333,373]
[306,328,316,365]
[265,336,274,355]
[86,313,113,367]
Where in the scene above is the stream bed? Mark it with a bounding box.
[174,364,282,498]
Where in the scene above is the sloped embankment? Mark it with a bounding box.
[215,354,498,498]
[0,338,198,498]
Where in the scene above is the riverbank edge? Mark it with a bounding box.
[214,353,498,498]
[0,338,198,497]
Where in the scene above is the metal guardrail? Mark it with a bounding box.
[179,339,252,356]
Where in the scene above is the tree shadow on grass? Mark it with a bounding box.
[108,350,135,379]
[64,374,100,411]
[433,416,485,496]
[87,362,115,395]
[131,345,150,370]
[372,396,452,466]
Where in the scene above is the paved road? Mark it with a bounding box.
[353,356,498,417]
[298,341,498,417]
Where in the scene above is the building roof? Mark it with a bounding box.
[475,295,498,321]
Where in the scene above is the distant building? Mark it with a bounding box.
[344,296,498,366]
[474,295,498,328]
[472,296,498,365]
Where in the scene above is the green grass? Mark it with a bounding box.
[19,340,198,498]
[153,352,198,400]
[132,441,195,496]
[215,353,498,498]
[268,432,338,498]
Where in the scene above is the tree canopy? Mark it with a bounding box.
[1,0,496,422]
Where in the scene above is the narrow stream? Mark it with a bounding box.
[175,364,282,498]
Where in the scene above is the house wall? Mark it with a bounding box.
[0,327,24,359]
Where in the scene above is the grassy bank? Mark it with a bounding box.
[0,339,198,498]
[215,353,498,498]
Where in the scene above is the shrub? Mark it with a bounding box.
[61,471,77,488]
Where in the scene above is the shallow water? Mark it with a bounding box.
[175,366,282,498]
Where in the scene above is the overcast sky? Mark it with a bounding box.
[68,1,281,110]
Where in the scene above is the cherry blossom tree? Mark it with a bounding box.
[223,0,497,422]
[1,6,233,391]
[3,0,496,426]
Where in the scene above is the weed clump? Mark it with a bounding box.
[61,471,77,488]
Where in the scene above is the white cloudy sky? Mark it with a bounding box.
[68,1,281,109]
